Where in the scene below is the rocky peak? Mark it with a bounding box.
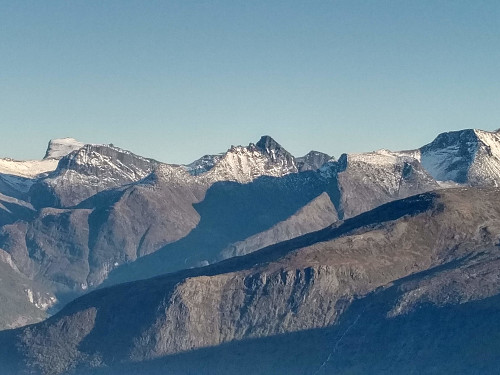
[296,151,332,172]
[255,135,281,153]
[57,144,156,178]
[31,144,160,208]
[43,138,85,160]
[421,129,478,152]
[255,135,295,165]
[184,136,298,182]
[418,129,500,185]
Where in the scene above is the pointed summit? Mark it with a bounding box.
[255,135,282,154]
[255,135,296,167]
[254,135,297,168]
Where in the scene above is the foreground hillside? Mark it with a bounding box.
[2,187,499,374]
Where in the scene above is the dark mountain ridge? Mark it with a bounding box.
[2,187,500,374]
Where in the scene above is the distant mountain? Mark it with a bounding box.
[30,144,159,208]
[0,137,84,201]
[296,150,332,171]
[401,128,500,186]
[328,149,439,219]
[2,188,499,374]
[187,135,299,183]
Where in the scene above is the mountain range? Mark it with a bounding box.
[0,128,500,374]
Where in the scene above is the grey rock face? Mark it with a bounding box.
[255,135,298,172]
[296,150,332,171]
[322,150,440,219]
[102,170,332,287]
[0,251,53,330]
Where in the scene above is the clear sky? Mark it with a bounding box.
[1,1,499,163]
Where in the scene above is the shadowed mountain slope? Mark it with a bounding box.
[2,188,500,374]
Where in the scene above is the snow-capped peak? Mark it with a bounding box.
[43,138,85,160]
[183,136,298,182]
[413,128,500,186]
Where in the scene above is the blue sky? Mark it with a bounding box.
[1,1,499,163]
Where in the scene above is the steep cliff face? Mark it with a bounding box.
[43,138,85,160]
[0,251,54,330]
[4,188,500,375]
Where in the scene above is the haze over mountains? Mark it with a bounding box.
[1,128,500,374]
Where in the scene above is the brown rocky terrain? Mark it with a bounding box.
[2,187,499,374]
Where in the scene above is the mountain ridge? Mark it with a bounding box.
[0,128,498,331]
[2,187,500,374]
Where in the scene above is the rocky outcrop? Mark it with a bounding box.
[296,150,332,171]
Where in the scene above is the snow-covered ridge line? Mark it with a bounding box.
[180,135,299,182]
[346,149,418,166]
[0,158,59,178]
[3,128,500,187]
[63,143,158,164]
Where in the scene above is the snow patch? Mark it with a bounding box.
[0,158,59,178]
[44,137,85,159]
